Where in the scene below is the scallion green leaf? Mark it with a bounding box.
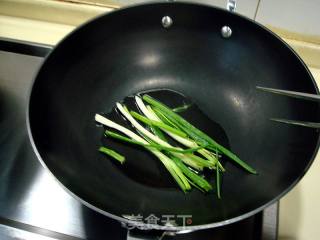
[170,155,213,192]
[105,130,203,154]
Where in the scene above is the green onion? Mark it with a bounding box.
[199,150,225,172]
[187,179,205,193]
[216,167,221,199]
[184,153,216,169]
[149,105,222,167]
[95,113,191,192]
[130,111,187,138]
[137,98,224,171]
[170,155,213,192]
[172,103,193,113]
[96,94,258,198]
[215,148,221,199]
[116,104,192,190]
[150,125,167,142]
[116,103,172,148]
[152,106,180,129]
[105,130,203,153]
[136,97,222,171]
[142,95,257,174]
[95,113,146,143]
[99,146,125,164]
[116,103,211,171]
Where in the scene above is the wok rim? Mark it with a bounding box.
[26,1,320,231]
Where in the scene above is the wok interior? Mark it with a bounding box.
[29,3,320,227]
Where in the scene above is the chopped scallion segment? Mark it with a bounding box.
[130,110,187,138]
[105,130,203,153]
[99,146,125,164]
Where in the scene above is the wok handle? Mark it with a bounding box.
[227,0,236,12]
[167,0,236,12]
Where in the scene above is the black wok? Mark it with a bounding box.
[27,1,320,233]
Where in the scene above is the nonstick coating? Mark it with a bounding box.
[28,2,320,230]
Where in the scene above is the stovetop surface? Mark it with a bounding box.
[0,39,278,240]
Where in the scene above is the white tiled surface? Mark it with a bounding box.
[256,0,320,37]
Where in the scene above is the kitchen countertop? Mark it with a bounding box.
[0,2,320,239]
[279,64,320,240]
